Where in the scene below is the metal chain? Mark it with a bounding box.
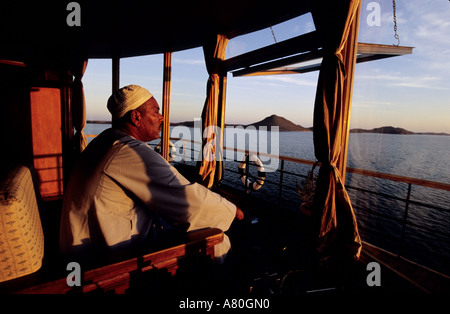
[392,0,400,46]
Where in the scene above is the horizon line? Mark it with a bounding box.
[86,119,449,136]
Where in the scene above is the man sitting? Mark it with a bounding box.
[59,85,243,262]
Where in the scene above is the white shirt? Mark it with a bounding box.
[59,128,236,259]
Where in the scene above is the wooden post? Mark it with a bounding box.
[161,52,172,161]
[112,57,120,93]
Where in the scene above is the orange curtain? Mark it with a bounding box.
[70,59,89,155]
[30,88,63,198]
[311,0,362,262]
[197,34,228,188]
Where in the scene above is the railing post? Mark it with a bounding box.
[278,159,285,205]
[245,153,250,194]
[399,183,412,257]
[183,140,186,165]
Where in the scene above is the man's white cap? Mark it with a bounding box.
[107,85,153,119]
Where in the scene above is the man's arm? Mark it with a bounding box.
[104,141,242,231]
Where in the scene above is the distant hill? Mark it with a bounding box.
[350,126,449,136]
[170,114,311,132]
[171,120,196,128]
[244,114,310,132]
[87,120,111,124]
[350,126,413,135]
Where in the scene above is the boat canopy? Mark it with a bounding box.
[1,0,311,61]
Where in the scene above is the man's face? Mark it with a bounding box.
[135,97,164,142]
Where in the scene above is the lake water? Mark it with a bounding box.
[84,123,450,275]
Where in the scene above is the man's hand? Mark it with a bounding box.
[235,207,244,220]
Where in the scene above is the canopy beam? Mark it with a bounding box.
[231,42,413,77]
[225,31,320,72]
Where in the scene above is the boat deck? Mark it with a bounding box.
[218,183,450,294]
[360,241,450,294]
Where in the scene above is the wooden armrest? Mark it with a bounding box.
[15,228,224,294]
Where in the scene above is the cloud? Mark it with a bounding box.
[172,58,204,65]
[256,75,317,87]
[352,97,395,108]
[356,72,450,91]
[393,81,450,91]
[415,12,450,39]
[399,1,450,74]
[360,1,450,74]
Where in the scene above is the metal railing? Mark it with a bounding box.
[166,138,449,273]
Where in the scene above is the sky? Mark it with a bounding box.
[84,0,450,134]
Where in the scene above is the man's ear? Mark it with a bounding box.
[130,109,141,127]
